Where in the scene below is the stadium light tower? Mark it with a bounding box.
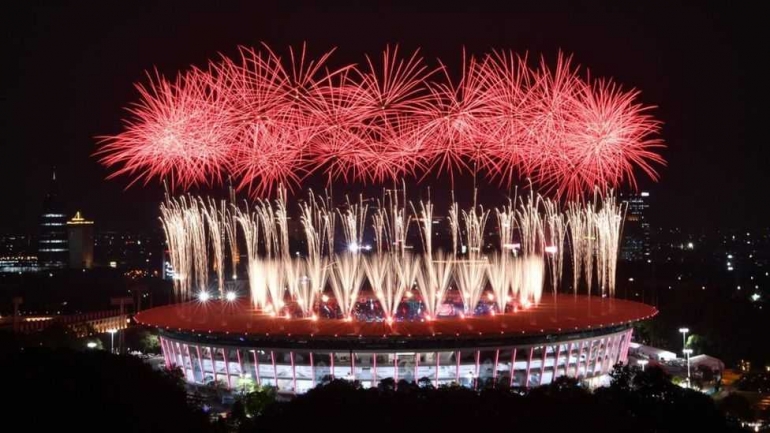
[683,348,693,387]
[107,328,118,354]
[678,327,689,352]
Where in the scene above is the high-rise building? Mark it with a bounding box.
[620,191,651,262]
[67,211,94,269]
[38,170,68,268]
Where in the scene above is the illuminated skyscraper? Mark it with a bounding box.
[38,170,68,268]
[67,211,94,269]
[620,191,651,262]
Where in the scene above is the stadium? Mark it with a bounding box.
[137,295,656,393]
[101,44,664,394]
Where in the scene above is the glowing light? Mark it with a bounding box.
[225,291,237,302]
[198,291,210,302]
[321,294,329,303]
[544,245,558,254]
[87,342,97,349]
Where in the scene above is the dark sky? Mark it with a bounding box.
[1,2,766,232]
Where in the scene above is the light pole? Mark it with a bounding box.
[638,359,648,371]
[683,348,693,387]
[678,327,689,352]
[107,328,118,354]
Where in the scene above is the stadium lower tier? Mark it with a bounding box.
[158,326,634,393]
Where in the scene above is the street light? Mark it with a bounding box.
[683,348,693,386]
[87,341,97,349]
[107,328,118,354]
[638,359,648,371]
[678,327,689,352]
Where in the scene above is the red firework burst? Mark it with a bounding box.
[97,44,665,198]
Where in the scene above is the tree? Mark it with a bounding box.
[139,329,161,353]
[2,348,212,432]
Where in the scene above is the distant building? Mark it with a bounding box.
[621,191,651,262]
[38,170,68,268]
[67,211,94,269]
[0,255,39,273]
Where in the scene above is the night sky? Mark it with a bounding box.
[1,2,765,232]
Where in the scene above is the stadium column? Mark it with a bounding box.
[474,350,480,389]
[615,333,625,366]
[290,352,296,392]
[554,344,562,379]
[525,346,534,388]
[493,349,499,385]
[623,329,633,362]
[455,350,461,383]
[509,348,517,387]
[159,337,170,368]
[222,348,232,389]
[236,349,243,379]
[270,351,277,388]
[578,340,587,376]
[350,350,355,381]
[309,352,315,388]
[587,339,597,376]
[394,353,399,386]
[600,336,613,373]
[252,350,261,386]
[414,353,419,384]
[195,345,204,382]
[539,345,548,385]
[609,334,622,371]
[330,353,335,379]
[209,347,217,384]
[372,353,377,387]
[184,344,194,379]
[434,352,440,388]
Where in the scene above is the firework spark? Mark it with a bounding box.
[99,46,664,198]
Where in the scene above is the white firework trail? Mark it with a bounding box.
[520,255,545,304]
[412,199,434,257]
[187,198,209,293]
[338,196,367,254]
[363,253,393,318]
[264,258,286,312]
[203,198,226,296]
[455,257,488,314]
[330,253,365,319]
[236,205,266,308]
[495,199,517,255]
[486,252,510,313]
[543,197,567,292]
[415,251,453,319]
[567,204,587,295]
[594,193,625,297]
[516,191,544,257]
[223,203,240,280]
[275,186,291,260]
[392,253,421,317]
[160,197,191,300]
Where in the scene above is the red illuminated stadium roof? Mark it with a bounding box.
[135,295,656,340]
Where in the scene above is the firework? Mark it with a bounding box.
[159,187,626,322]
[99,46,664,199]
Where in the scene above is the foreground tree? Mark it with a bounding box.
[2,348,211,432]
